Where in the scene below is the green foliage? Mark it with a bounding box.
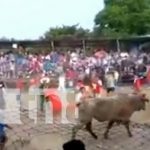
[94,0,150,37]
[44,24,90,39]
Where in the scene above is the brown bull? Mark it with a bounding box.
[72,93,149,139]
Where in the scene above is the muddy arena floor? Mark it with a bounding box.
[6,111,150,150]
[3,85,150,150]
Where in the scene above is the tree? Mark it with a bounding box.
[94,0,150,37]
[0,37,10,41]
[44,24,90,39]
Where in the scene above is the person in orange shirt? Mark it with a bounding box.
[133,75,141,92]
[44,81,62,122]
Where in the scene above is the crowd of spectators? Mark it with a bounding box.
[0,48,149,86]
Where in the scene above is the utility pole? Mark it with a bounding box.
[116,39,121,54]
[82,39,86,55]
[51,40,55,51]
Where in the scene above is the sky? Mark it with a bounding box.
[0,0,104,40]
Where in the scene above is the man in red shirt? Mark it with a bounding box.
[44,87,62,123]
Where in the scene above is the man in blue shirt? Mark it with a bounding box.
[0,123,12,150]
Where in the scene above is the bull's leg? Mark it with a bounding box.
[85,122,98,139]
[124,121,133,137]
[104,120,115,139]
[72,122,85,140]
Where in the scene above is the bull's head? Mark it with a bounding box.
[140,94,149,102]
[139,93,149,110]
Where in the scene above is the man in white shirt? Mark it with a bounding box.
[10,61,15,78]
[58,73,66,91]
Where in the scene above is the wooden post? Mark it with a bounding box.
[82,39,86,54]
[51,40,55,51]
[116,39,121,54]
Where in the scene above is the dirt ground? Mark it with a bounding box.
[4,86,150,150]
